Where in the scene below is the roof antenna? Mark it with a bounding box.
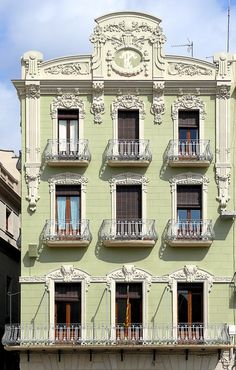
[171,38,193,57]
[227,0,231,52]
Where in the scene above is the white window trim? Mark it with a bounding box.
[168,265,213,331]
[169,172,209,221]
[48,172,88,221]
[111,94,146,140]
[107,264,152,340]
[46,265,91,340]
[109,173,148,220]
[50,92,85,141]
[171,94,206,141]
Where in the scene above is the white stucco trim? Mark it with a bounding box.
[107,265,152,340]
[168,265,213,331]
[48,172,88,221]
[171,94,206,142]
[169,172,209,220]
[111,94,146,140]
[50,92,85,140]
[109,173,148,220]
[46,265,91,340]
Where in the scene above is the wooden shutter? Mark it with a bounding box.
[116,185,142,219]
[177,186,201,208]
[118,110,139,140]
[178,110,199,128]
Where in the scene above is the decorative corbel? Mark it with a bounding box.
[151,81,165,124]
[91,81,105,124]
[25,164,41,212]
[215,166,231,210]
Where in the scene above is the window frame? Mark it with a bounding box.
[110,173,148,221]
[170,173,209,222]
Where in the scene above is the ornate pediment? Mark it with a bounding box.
[90,12,166,79]
[107,265,152,291]
[46,265,91,290]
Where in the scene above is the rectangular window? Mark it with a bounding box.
[178,110,199,156]
[118,110,139,157]
[116,185,142,237]
[116,283,142,325]
[56,185,81,234]
[58,109,79,155]
[177,185,202,222]
[55,283,81,326]
[177,282,203,341]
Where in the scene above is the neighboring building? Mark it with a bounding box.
[3,11,236,370]
[0,150,20,370]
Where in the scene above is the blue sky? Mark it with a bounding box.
[0,0,235,154]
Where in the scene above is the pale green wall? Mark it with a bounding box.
[20,90,236,325]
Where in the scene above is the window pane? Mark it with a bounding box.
[178,209,187,221]
[58,120,67,152]
[57,196,66,228]
[70,120,78,152]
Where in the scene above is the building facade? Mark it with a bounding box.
[0,150,21,369]
[3,11,236,370]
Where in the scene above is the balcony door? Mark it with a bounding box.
[178,110,199,157]
[116,185,142,237]
[56,185,81,236]
[55,282,81,341]
[177,282,203,341]
[58,109,79,155]
[118,110,139,157]
[116,283,142,339]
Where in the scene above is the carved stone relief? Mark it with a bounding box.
[168,62,213,77]
[49,173,88,193]
[214,53,233,79]
[91,81,105,124]
[25,165,41,212]
[151,81,165,124]
[46,265,91,291]
[109,173,148,193]
[216,84,231,99]
[171,94,206,120]
[169,173,209,193]
[111,93,145,119]
[22,51,43,79]
[168,265,214,292]
[51,91,85,119]
[90,18,166,77]
[106,265,152,291]
[215,166,231,209]
[44,62,89,76]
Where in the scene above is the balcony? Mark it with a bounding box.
[42,219,92,247]
[105,139,152,167]
[165,219,214,247]
[99,219,157,247]
[2,323,230,349]
[165,140,213,167]
[44,139,91,167]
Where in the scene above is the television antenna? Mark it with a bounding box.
[171,39,194,57]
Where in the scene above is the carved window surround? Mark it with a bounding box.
[48,173,88,221]
[50,91,85,140]
[46,265,91,333]
[168,265,213,329]
[107,265,152,339]
[109,173,148,220]
[171,94,206,141]
[170,173,209,220]
[111,94,145,140]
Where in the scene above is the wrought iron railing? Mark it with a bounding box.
[44,139,91,162]
[105,140,152,162]
[99,219,158,241]
[42,220,92,242]
[165,219,214,242]
[2,323,230,346]
[164,140,213,163]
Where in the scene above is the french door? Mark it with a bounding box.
[178,110,199,157]
[58,109,79,155]
[118,110,139,157]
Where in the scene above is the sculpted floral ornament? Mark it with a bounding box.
[111,93,145,119]
[151,82,165,124]
[215,168,231,209]
[168,62,213,77]
[25,165,41,212]
[46,265,91,290]
[109,173,148,193]
[168,265,214,292]
[216,84,230,99]
[44,62,89,76]
[91,81,105,124]
[25,84,40,99]
[171,94,206,120]
[51,92,85,119]
[169,173,209,194]
[106,265,152,291]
